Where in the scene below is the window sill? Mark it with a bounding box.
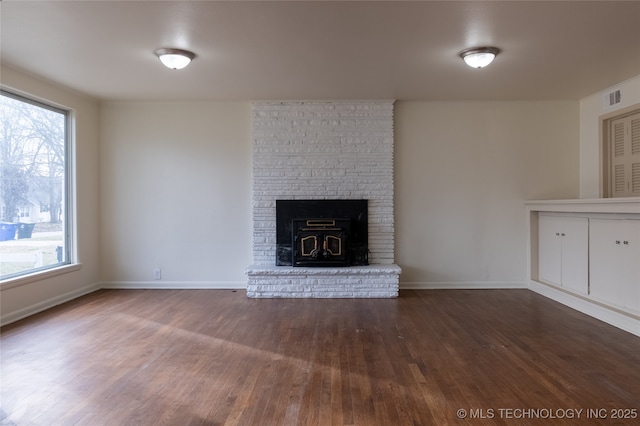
[0,263,83,291]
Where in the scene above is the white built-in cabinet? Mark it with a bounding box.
[527,198,640,336]
[589,218,640,312]
[533,206,640,317]
[538,214,588,294]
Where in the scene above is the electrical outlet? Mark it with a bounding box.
[153,268,162,280]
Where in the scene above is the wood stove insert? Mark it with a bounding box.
[293,218,351,267]
[276,200,368,267]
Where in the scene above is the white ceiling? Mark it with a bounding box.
[2,1,639,102]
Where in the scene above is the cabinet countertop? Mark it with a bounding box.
[526,198,640,214]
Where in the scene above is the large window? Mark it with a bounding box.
[0,91,71,280]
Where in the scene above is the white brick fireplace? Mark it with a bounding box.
[246,100,401,297]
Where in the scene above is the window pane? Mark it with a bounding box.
[0,91,70,280]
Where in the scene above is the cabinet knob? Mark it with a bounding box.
[623,241,629,245]
[615,240,621,245]
[555,232,560,236]
[561,233,565,236]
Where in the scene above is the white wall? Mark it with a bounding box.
[0,66,101,325]
[80,99,582,290]
[99,102,252,287]
[395,101,579,287]
[99,100,578,289]
[579,75,640,198]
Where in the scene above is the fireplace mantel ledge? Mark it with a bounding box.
[246,264,402,275]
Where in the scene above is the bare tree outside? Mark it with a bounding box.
[0,92,68,279]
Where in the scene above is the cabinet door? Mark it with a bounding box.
[589,219,640,312]
[539,215,562,286]
[619,221,640,312]
[560,217,589,294]
[538,215,588,293]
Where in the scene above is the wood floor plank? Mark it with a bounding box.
[2,289,640,425]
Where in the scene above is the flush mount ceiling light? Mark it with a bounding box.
[154,48,195,70]
[459,47,501,69]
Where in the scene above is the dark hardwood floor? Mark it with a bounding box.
[1,289,639,425]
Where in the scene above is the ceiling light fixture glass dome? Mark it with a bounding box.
[154,48,196,70]
[459,47,501,69]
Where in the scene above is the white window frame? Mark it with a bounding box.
[0,90,74,282]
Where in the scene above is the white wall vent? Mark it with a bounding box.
[604,89,622,108]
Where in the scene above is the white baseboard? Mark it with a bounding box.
[99,281,246,290]
[400,281,528,290]
[528,280,640,337]
[1,281,100,327]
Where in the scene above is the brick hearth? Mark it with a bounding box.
[246,265,401,298]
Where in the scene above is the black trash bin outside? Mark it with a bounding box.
[17,223,36,239]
